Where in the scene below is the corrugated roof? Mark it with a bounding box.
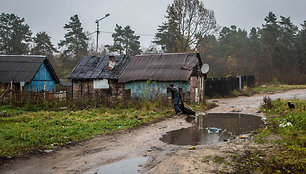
[118,52,202,83]
[68,55,130,80]
[0,55,59,83]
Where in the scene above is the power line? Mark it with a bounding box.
[135,33,155,36]
[100,31,113,34]
[100,31,155,36]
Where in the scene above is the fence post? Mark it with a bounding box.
[237,75,242,91]
[44,82,46,100]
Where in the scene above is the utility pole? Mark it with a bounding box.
[95,13,110,55]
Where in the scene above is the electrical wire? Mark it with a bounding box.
[100,31,155,36]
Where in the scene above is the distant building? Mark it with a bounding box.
[68,55,131,99]
[118,53,205,102]
[0,55,59,92]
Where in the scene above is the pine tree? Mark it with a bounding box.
[0,13,32,54]
[32,31,57,55]
[110,24,124,55]
[109,24,141,56]
[217,26,250,76]
[297,21,306,74]
[278,16,298,72]
[154,21,181,53]
[197,35,217,60]
[259,12,280,81]
[249,27,260,54]
[58,14,88,59]
[247,27,260,76]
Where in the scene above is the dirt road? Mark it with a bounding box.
[1,89,305,174]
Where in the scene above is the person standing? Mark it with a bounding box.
[169,84,182,114]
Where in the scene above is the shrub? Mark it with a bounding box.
[261,96,273,109]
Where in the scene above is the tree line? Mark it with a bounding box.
[197,13,306,84]
[152,0,306,84]
[0,13,141,78]
[1,0,305,83]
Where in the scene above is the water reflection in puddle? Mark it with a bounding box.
[93,157,147,174]
[160,113,264,145]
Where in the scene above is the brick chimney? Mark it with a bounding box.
[108,56,115,70]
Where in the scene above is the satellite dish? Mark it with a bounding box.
[201,63,209,74]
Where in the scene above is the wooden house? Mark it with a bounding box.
[0,55,59,92]
[68,55,130,100]
[118,53,205,102]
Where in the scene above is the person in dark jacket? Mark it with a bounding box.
[169,84,182,114]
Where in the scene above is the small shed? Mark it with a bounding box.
[68,55,130,99]
[118,53,205,102]
[0,55,59,92]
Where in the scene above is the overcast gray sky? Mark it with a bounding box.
[1,0,306,50]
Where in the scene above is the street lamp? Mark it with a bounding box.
[95,13,110,54]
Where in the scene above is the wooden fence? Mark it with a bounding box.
[1,88,72,103]
[1,88,130,105]
[205,75,255,98]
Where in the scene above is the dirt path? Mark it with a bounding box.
[206,88,306,115]
[1,89,305,174]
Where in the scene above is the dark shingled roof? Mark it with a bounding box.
[118,53,202,83]
[68,55,130,80]
[0,55,59,83]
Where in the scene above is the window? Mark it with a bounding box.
[93,79,109,89]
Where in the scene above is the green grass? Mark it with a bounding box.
[189,101,217,111]
[0,104,170,157]
[231,84,306,97]
[231,99,306,174]
[251,84,306,94]
[213,155,226,164]
[0,99,213,158]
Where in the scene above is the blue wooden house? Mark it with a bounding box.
[0,55,59,92]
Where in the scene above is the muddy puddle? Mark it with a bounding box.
[160,113,264,146]
[92,157,147,174]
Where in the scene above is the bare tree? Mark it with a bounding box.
[154,0,217,52]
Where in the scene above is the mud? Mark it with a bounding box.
[0,89,305,174]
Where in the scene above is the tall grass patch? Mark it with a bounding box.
[232,99,306,174]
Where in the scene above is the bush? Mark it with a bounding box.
[261,96,273,109]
